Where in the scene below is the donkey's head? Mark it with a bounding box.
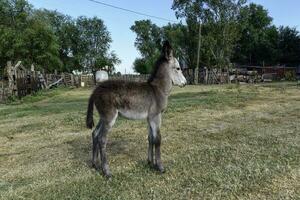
[162,41,187,87]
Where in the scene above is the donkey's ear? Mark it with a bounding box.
[162,40,173,60]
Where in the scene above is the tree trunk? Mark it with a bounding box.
[205,67,208,84]
[194,68,199,85]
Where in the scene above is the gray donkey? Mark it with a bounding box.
[86,41,187,177]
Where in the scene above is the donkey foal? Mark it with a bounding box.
[86,41,187,177]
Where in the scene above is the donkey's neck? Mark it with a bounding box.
[148,75,172,112]
[147,57,173,112]
[150,78,172,97]
[149,75,172,97]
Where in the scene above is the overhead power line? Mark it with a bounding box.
[87,0,178,23]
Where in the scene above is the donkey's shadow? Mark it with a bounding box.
[66,133,140,169]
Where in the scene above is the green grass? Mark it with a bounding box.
[0,83,299,199]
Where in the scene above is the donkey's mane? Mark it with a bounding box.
[147,55,168,83]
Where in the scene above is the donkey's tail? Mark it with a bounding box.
[86,94,95,129]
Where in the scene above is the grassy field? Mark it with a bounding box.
[0,82,299,199]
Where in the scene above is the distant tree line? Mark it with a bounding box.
[131,0,300,74]
[1,0,299,77]
[0,0,120,75]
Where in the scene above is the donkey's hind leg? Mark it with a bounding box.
[92,121,102,169]
[148,114,165,173]
[98,111,118,178]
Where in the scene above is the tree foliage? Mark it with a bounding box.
[172,0,246,69]
[0,0,119,74]
[132,0,248,73]
[233,3,278,65]
[130,20,162,74]
[131,20,193,74]
[0,0,61,72]
[132,1,300,74]
[76,16,117,74]
[278,26,300,66]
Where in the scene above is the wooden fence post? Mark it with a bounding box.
[71,74,74,86]
[235,68,238,85]
[7,61,15,96]
[1,81,4,101]
[227,66,230,84]
[204,67,208,84]
[61,73,65,85]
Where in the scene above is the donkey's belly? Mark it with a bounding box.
[118,109,148,120]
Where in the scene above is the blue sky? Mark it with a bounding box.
[28,0,300,74]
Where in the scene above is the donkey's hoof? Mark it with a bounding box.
[92,162,100,170]
[104,173,112,179]
[154,164,165,173]
[147,160,154,167]
[102,169,112,179]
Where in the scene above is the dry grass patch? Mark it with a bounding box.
[0,83,299,199]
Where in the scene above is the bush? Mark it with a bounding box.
[133,58,152,74]
[284,71,296,81]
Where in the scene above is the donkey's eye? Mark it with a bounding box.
[176,67,180,70]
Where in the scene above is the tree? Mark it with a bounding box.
[162,23,192,67]
[0,0,32,68]
[32,9,78,72]
[131,20,190,74]
[95,51,121,75]
[22,19,62,72]
[133,57,156,74]
[76,17,121,79]
[130,20,162,74]
[33,10,119,73]
[76,17,112,72]
[172,0,246,70]
[278,26,300,66]
[0,1,119,75]
[233,3,279,66]
[0,0,61,72]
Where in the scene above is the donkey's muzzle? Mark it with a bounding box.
[179,83,186,88]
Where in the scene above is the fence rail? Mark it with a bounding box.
[183,66,297,84]
[0,61,150,102]
[1,60,297,103]
[79,74,150,87]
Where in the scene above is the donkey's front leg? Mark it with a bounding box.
[149,114,165,173]
[147,127,154,166]
[154,128,164,173]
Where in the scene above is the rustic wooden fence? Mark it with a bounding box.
[80,74,150,87]
[0,81,9,102]
[0,61,82,102]
[0,61,150,102]
[2,61,296,103]
[183,68,230,84]
[183,66,297,84]
[1,61,41,101]
[111,74,150,82]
